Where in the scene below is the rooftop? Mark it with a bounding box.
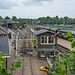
[0,37,11,56]
[59,30,75,35]
[0,26,8,33]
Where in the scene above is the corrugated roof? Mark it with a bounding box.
[36,25,51,29]
[59,30,75,35]
[0,37,11,56]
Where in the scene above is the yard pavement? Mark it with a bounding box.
[7,29,48,75]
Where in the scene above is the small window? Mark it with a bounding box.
[42,37,44,43]
[52,38,54,43]
[48,37,54,43]
[48,37,51,43]
[41,52,45,57]
[41,36,47,43]
[50,51,54,57]
[41,36,55,44]
[45,37,47,43]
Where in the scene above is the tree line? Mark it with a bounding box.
[0,16,75,25]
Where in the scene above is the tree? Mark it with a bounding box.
[56,16,59,20]
[0,53,23,75]
[4,16,10,19]
[12,16,17,21]
[50,32,75,75]
[0,16,3,19]
[64,16,69,21]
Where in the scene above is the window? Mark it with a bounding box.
[41,52,45,57]
[41,36,47,43]
[50,51,54,57]
[48,37,54,43]
[41,36,55,44]
[48,37,51,43]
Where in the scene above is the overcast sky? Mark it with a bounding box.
[0,0,75,19]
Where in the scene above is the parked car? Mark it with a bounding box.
[12,40,16,46]
[40,66,51,72]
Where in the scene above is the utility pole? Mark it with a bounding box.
[63,18,65,29]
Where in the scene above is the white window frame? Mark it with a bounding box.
[40,52,45,57]
[41,36,55,44]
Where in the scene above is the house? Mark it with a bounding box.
[0,26,11,68]
[0,26,8,36]
[7,20,21,29]
[0,26,10,56]
[33,29,58,59]
[0,19,23,29]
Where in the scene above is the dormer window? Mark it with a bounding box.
[41,36,55,44]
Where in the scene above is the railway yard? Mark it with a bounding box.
[7,25,74,75]
[7,27,48,75]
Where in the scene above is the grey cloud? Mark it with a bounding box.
[22,0,52,6]
[0,0,18,9]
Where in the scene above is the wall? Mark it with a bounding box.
[37,32,57,48]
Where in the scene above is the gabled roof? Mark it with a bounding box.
[0,37,11,56]
[33,29,54,36]
[0,26,8,34]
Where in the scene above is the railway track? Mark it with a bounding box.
[57,44,70,57]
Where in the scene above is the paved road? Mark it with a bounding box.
[7,29,48,75]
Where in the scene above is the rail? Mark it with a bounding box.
[57,44,69,53]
